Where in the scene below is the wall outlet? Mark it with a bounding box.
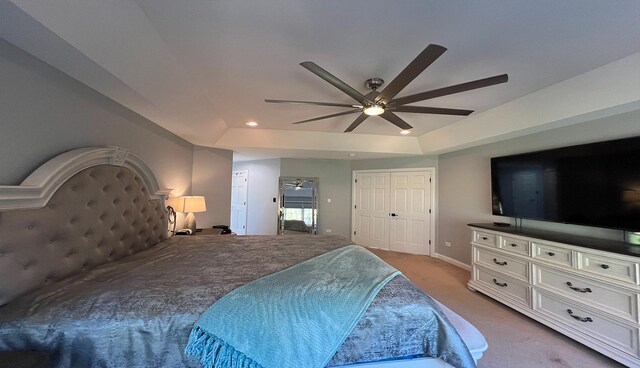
[444,241,452,247]
[325,229,332,233]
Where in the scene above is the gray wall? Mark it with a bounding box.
[0,38,194,195]
[233,159,281,235]
[281,159,352,238]
[350,156,438,170]
[192,146,233,228]
[437,109,640,265]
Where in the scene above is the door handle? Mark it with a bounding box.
[390,213,397,217]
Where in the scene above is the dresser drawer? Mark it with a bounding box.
[474,247,529,282]
[534,265,638,323]
[534,291,640,358]
[474,267,529,306]
[578,252,639,285]
[498,235,529,256]
[532,241,573,267]
[473,230,496,247]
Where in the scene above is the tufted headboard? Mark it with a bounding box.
[0,147,171,306]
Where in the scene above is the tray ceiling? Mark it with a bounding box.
[1,0,639,158]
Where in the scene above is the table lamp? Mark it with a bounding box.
[167,196,206,233]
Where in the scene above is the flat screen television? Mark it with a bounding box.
[491,136,640,232]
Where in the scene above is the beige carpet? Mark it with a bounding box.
[368,248,625,368]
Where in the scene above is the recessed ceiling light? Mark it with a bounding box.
[245,121,259,127]
[400,129,411,135]
[348,153,356,157]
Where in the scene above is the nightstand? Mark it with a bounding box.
[196,228,224,235]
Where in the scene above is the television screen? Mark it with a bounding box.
[491,136,640,231]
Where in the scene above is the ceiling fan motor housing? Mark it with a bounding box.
[365,78,385,91]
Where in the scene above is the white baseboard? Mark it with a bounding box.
[433,253,471,271]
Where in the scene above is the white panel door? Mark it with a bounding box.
[230,171,248,234]
[354,172,390,249]
[388,171,432,255]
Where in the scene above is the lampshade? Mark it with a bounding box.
[165,196,182,209]
[167,196,207,213]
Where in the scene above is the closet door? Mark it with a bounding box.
[354,172,390,249]
[389,171,432,255]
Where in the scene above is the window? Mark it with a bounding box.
[284,208,302,221]
[284,207,315,226]
[303,208,313,225]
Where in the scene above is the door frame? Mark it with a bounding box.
[351,168,437,256]
[231,170,248,235]
[277,176,319,235]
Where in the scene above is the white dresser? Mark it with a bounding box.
[468,224,640,367]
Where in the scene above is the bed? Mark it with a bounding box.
[0,147,486,368]
[283,219,313,236]
[283,219,311,233]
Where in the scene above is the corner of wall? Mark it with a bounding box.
[190,146,234,228]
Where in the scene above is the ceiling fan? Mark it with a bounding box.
[284,179,309,191]
[265,44,508,133]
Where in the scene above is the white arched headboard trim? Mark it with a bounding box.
[0,147,172,211]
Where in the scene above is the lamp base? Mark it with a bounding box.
[183,212,197,234]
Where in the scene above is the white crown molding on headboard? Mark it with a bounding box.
[0,147,172,211]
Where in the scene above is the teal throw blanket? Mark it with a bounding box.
[185,245,401,368]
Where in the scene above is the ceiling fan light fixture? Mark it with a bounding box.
[363,105,385,116]
[400,129,411,135]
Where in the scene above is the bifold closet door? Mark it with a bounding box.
[389,172,432,255]
[353,170,432,255]
[354,172,390,249]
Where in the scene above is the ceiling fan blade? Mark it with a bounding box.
[380,111,413,130]
[376,44,447,104]
[265,99,361,108]
[344,113,369,132]
[300,62,374,106]
[391,74,509,106]
[393,106,473,116]
[292,109,361,124]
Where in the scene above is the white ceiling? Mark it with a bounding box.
[2,0,639,159]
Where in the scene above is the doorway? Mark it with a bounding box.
[230,170,248,235]
[351,169,435,255]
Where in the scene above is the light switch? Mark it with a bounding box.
[327,198,331,203]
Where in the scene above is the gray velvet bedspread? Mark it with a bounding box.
[0,235,475,368]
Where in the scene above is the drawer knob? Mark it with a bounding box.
[566,282,592,293]
[547,252,555,256]
[600,264,609,269]
[482,236,488,240]
[493,258,508,266]
[566,309,593,323]
[492,278,508,287]
[510,243,517,247]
